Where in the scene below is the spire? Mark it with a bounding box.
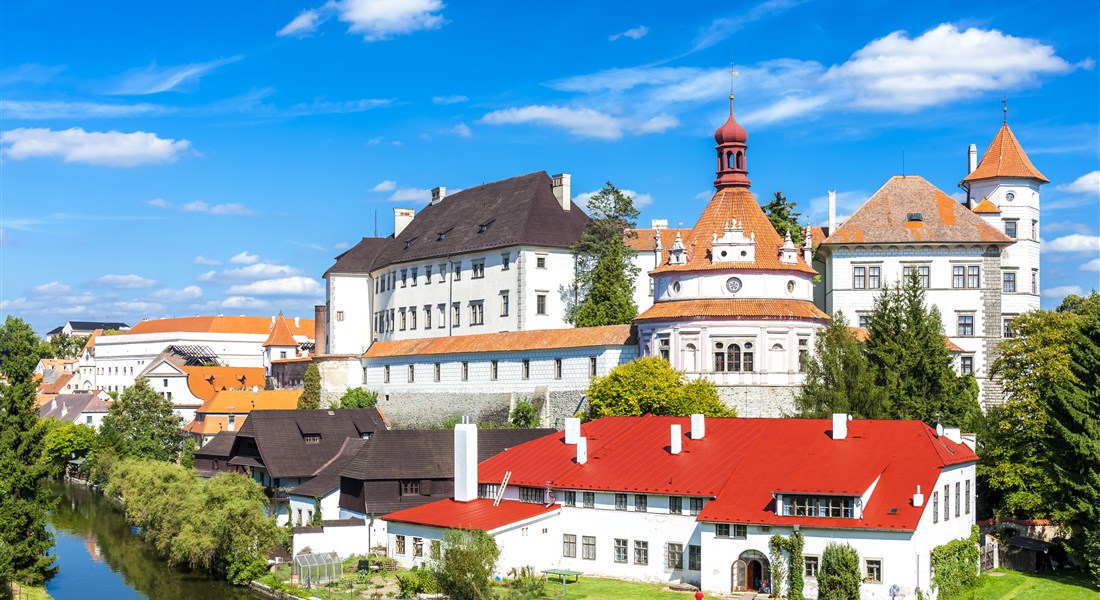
[714,63,750,189]
[1002,94,1008,124]
[962,119,1048,184]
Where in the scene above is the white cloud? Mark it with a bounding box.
[0,100,169,119]
[433,95,468,105]
[1082,258,1100,273]
[335,0,447,41]
[610,26,649,41]
[148,198,255,216]
[1041,285,1085,299]
[32,281,72,295]
[219,296,272,310]
[688,0,805,53]
[230,251,260,265]
[109,56,243,95]
[277,9,324,37]
[227,276,324,297]
[450,122,473,138]
[575,188,655,210]
[1044,234,1100,253]
[1054,171,1100,196]
[334,241,350,250]
[741,95,828,126]
[389,188,431,202]
[193,255,221,266]
[2,128,191,167]
[96,274,156,289]
[199,263,302,282]
[148,286,203,301]
[112,300,164,313]
[480,105,677,140]
[371,180,398,192]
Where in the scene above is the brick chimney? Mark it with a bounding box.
[313,304,327,355]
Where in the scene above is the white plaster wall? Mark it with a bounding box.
[653,269,815,304]
[289,490,342,527]
[632,251,660,316]
[293,523,371,558]
[327,274,373,355]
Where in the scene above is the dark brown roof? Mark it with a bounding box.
[231,409,388,479]
[330,172,589,274]
[288,438,368,498]
[195,430,237,460]
[821,176,1014,246]
[324,237,388,277]
[341,428,554,481]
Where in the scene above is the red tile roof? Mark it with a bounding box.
[364,324,636,358]
[636,299,828,322]
[651,187,815,276]
[182,366,267,402]
[38,372,75,395]
[384,498,560,532]
[476,416,976,532]
[971,198,1001,214]
[126,315,314,337]
[263,315,299,347]
[961,123,1048,184]
[625,228,691,253]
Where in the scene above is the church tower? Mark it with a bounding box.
[714,97,750,189]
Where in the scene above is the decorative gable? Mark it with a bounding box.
[710,218,755,263]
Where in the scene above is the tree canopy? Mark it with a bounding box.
[795,312,886,418]
[298,363,321,409]
[98,378,184,462]
[568,182,640,327]
[587,356,734,419]
[817,542,861,600]
[763,191,804,246]
[337,386,377,409]
[0,316,46,381]
[431,528,500,600]
[44,332,89,359]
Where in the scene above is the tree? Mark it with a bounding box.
[568,182,640,327]
[817,542,861,600]
[298,363,321,409]
[763,191,804,246]
[38,422,98,476]
[509,400,539,428]
[46,333,89,359]
[795,312,887,419]
[180,438,198,469]
[587,357,734,419]
[431,528,500,600]
[337,387,377,409]
[0,316,46,381]
[311,498,323,526]
[99,378,184,462]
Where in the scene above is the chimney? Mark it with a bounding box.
[552,173,571,211]
[252,386,259,394]
[968,144,978,174]
[690,413,705,440]
[314,304,327,355]
[431,186,447,205]
[670,424,682,455]
[913,485,924,507]
[828,190,837,234]
[454,422,478,502]
[831,413,848,440]
[943,427,962,444]
[393,208,415,237]
[294,316,300,329]
[564,417,580,444]
[576,436,588,465]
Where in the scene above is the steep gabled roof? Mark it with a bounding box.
[263,315,299,347]
[231,409,388,479]
[364,325,636,358]
[972,198,1001,214]
[822,176,1014,245]
[324,237,388,277]
[962,123,1048,184]
[288,438,368,498]
[195,430,237,458]
[341,428,554,480]
[38,393,110,422]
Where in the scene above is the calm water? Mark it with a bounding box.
[46,481,255,600]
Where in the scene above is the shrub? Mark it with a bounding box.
[338,387,378,409]
[510,401,540,428]
[930,526,980,598]
[431,529,499,600]
[818,542,861,600]
[507,565,546,596]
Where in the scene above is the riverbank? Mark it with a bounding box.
[8,582,52,600]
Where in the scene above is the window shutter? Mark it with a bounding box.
[420,479,433,496]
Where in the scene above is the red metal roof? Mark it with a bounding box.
[383,498,560,532]
[476,416,976,532]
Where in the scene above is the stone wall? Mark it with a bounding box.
[717,385,797,418]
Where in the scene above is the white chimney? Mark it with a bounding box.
[552,173,571,211]
[913,485,924,507]
[252,386,259,394]
[294,316,300,329]
[454,422,478,502]
[670,424,682,455]
[576,436,588,465]
[828,190,837,234]
[431,186,447,205]
[831,413,848,440]
[393,208,415,237]
[690,413,705,440]
[968,144,978,174]
[564,417,580,444]
[651,219,668,229]
[944,427,962,444]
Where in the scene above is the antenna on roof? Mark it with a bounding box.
[901,150,905,177]
[374,210,378,238]
[1002,93,1008,124]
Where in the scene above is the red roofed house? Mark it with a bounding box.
[384,415,976,598]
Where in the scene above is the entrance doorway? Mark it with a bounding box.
[731,550,770,592]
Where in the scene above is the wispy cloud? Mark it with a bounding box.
[279,0,446,42]
[277,9,325,37]
[388,188,431,202]
[148,286,203,301]
[198,263,302,283]
[371,180,398,192]
[2,127,191,167]
[147,198,256,216]
[1044,234,1100,253]
[96,274,157,289]
[610,26,649,42]
[1082,258,1100,273]
[109,55,243,95]
[0,100,170,119]
[0,63,66,86]
[433,95,468,105]
[227,276,324,297]
[688,0,806,54]
[450,122,473,138]
[193,256,221,266]
[480,105,678,140]
[1041,285,1085,299]
[230,251,260,265]
[32,281,72,295]
[1054,171,1100,196]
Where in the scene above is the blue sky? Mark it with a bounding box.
[2,0,1097,335]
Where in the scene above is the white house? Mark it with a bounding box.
[384,415,977,599]
[38,391,112,430]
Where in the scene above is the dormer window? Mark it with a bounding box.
[404,240,412,249]
[478,223,489,233]
[304,434,321,444]
[780,495,854,518]
[906,213,923,222]
[437,232,446,241]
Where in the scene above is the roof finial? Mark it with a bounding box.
[1002,94,1008,124]
[728,60,739,116]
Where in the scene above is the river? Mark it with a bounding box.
[46,481,255,600]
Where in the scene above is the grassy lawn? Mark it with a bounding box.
[537,576,718,600]
[10,582,53,600]
[969,568,1099,599]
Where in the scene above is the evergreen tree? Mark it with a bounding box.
[568,182,640,327]
[763,191,804,245]
[795,312,887,418]
[99,378,184,462]
[817,542,861,600]
[298,363,321,409]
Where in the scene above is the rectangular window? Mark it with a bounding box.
[853,266,866,289]
[582,536,595,560]
[395,535,406,555]
[434,363,441,382]
[688,545,701,571]
[401,269,407,287]
[336,310,345,321]
[384,366,390,383]
[953,266,965,289]
[400,480,420,495]
[969,265,981,288]
[715,523,729,537]
[1032,270,1038,294]
[957,314,974,336]
[956,482,961,518]
[519,487,543,503]
[869,266,881,289]
[564,491,576,507]
[966,479,971,514]
[411,267,418,286]
[1003,272,1016,292]
[670,496,683,515]
[563,534,576,558]
[425,265,432,283]
[536,293,547,315]
[1005,220,1017,239]
[858,314,872,328]
[733,524,747,539]
[666,543,684,569]
[536,255,547,269]
[472,260,485,279]
[865,559,882,584]
[500,291,510,317]
[582,491,595,508]
[961,356,974,374]
[437,304,445,328]
[501,253,510,271]
[452,261,461,280]
[424,305,432,329]
[399,308,407,330]
[634,541,649,565]
[805,556,820,578]
[438,263,447,283]
[1032,220,1038,240]
[1004,318,1015,338]
[522,359,530,379]
[413,537,424,557]
[409,307,417,329]
[904,265,930,288]
[634,494,647,512]
[933,491,939,523]
[461,362,469,382]
[304,434,321,444]
[408,364,415,383]
[554,358,562,379]
[589,357,598,378]
[944,484,950,521]
[615,493,627,510]
[470,301,484,326]
[614,539,628,563]
[491,360,498,381]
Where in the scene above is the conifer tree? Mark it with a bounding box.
[568,182,640,327]
[298,363,321,409]
[795,312,887,419]
[763,191,803,246]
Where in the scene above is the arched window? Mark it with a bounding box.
[736,151,744,170]
[727,151,735,169]
[728,344,742,372]
[684,343,698,372]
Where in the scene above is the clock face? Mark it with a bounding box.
[725,277,742,293]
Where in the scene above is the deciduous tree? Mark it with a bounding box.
[337,386,376,409]
[432,529,500,600]
[587,356,734,419]
[568,182,640,327]
[297,363,321,409]
[99,378,183,462]
[38,422,98,476]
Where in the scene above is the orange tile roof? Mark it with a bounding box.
[822,176,1014,245]
[651,187,816,276]
[263,314,299,347]
[38,372,75,395]
[183,415,243,435]
[848,327,964,353]
[82,329,103,354]
[810,226,829,246]
[972,198,1001,214]
[182,366,267,402]
[962,123,1048,184]
[126,315,314,337]
[194,389,301,414]
[625,227,691,253]
[365,324,636,358]
[636,299,828,322]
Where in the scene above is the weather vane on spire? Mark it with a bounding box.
[728,61,739,115]
[1002,94,1008,124]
